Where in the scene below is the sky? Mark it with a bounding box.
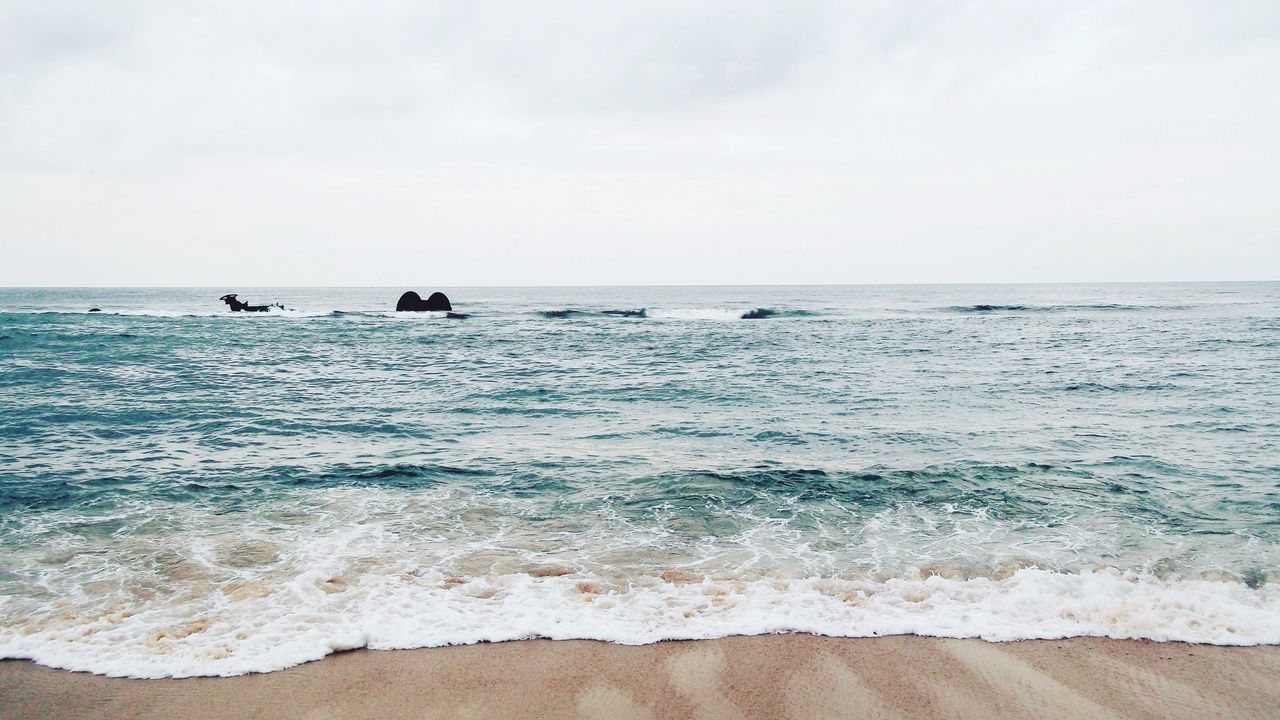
[1,1,1277,286]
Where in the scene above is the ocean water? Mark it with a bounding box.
[1,283,1278,678]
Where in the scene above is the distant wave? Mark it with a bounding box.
[0,309,216,318]
[947,303,1188,313]
[2,306,823,322]
[329,310,466,320]
[0,307,328,319]
[951,304,1033,312]
[1061,382,1179,392]
[538,309,647,319]
[741,308,819,319]
[626,307,821,321]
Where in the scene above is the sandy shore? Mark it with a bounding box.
[2,635,1277,719]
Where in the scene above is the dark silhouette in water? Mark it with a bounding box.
[741,308,776,319]
[88,308,101,313]
[219,294,281,312]
[396,291,452,312]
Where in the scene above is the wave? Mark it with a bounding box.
[0,460,1216,516]
[1061,382,1179,392]
[1,309,235,318]
[2,460,1277,678]
[638,307,819,321]
[1,566,1274,678]
[538,309,647,319]
[530,307,818,321]
[0,308,453,320]
[740,308,821,319]
[946,303,1188,314]
[0,308,331,319]
[328,310,467,320]
[951,304,1032,312]
[1,306,814,322]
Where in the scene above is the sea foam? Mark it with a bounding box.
[1,568,1275,678]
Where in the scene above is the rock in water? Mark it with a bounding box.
[425,292,452,311]
[395,291,420,311]
[396,291,452,311]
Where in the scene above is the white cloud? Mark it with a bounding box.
[1,0,1277,284]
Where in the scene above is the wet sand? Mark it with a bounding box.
[2,635,1278,719]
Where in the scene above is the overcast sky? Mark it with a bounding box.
[2,1,1277,286]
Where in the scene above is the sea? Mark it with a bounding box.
[1,283,1278,678]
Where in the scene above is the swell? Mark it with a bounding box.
[538,308,646,319]
[0,462,492,510]
[8,460,1276,546]
[741,308,818,319]
[946,303,1189,313]
[328,310,470,319]
[534,307,818,320]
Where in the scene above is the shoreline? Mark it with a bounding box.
[3,635,1278,719]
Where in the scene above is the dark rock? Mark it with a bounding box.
[88,308,101,313]
[219,294,274,312]
[396,291,452,312]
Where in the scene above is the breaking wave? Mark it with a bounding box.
[2,565,1275,678]
[2,457,1277,677]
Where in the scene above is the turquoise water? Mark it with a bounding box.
[1,284,1278,677]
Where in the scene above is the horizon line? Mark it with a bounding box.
[1,279,1278,290]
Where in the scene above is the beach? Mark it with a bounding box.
[5,0,1277,714]
[3,635,1278,719]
